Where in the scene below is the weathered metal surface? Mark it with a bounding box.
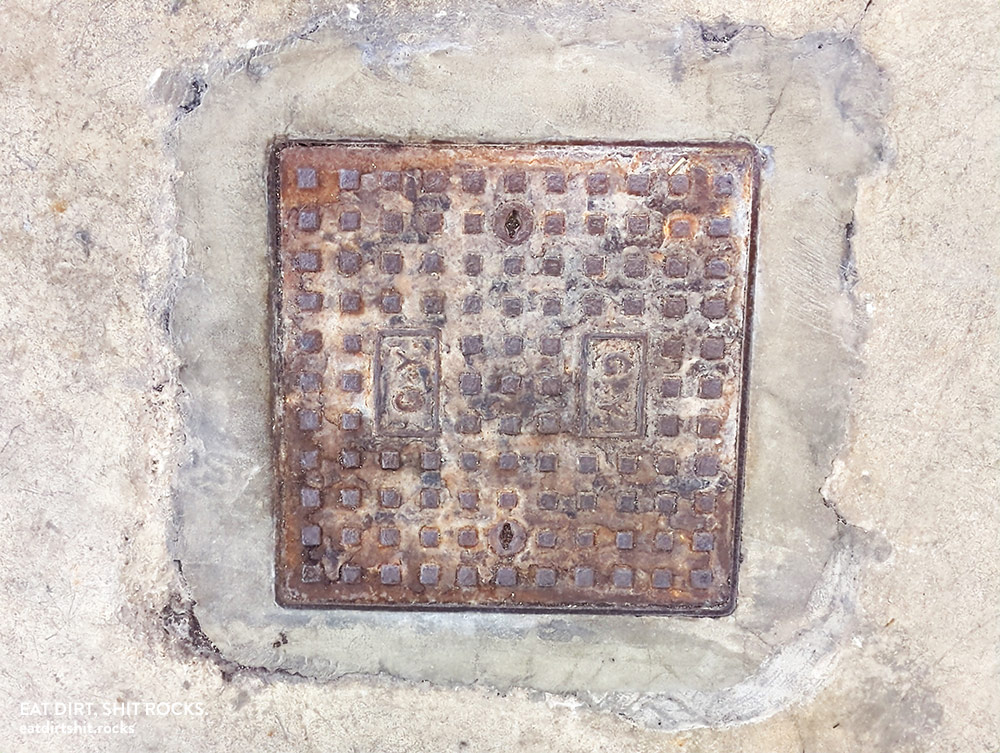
[271,142,758,614]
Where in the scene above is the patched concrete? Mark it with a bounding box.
[171,17,886,728]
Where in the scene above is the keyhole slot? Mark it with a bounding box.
[504,210,521,239]
[499,522,514,549]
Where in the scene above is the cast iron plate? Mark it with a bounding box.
[271,142,758,614]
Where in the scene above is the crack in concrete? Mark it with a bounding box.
[599,524,881,730]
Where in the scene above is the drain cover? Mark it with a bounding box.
[272,142,757,614]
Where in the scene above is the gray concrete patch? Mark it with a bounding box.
[169,10,887,729]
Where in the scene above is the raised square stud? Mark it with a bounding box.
[464,213,484,234]
[297,207,319,230]
[693,532,716,552]
[498,491,518,509]
[419,564,440,585]
[503,336,523,356]
[503,257,524,275]
[576,531,596,547]
[499,416,521,435]
[655,455,678,476]
[708,217,732,237]
[379,290,401,313]
[496,567,517,587]
[544,213,565,235]
[340,449,362,468]
[419,527,440,547]
[652,570,673,589]
[293,251,321,271]
[300,487,320,508]
[421,170,448,193]
[456,566,478,588]
[586,214,606,235]
[586,172,609,194]
[583,255,605,276]
[539,337,561,355]
[541,257,563,276]
[691,570,714,589]
[464,254,482,276]
[298,330,322,352]
[421,252,444,274]
[654,532,674,552]
[339,168,361,190]
[463,295,482,314]
[616,531,635,550]
[420,488,440,509]
[380,565,401,585]
[612,568,634,588]
[457,528,478,548]
[461,335,483,355]
[616,494,638,513]
[656,494,677,514]
[296,167,317,189]
[300,372,322,392]
[341,528,361,546]
[301,525,321,547]
[339,210,361,231]
[662,296,687,319]
[298,409,320,431]
[381,212,404,235]
[662,337,683,359]
[462,171,485,194]
[538,493,558,510]
[695,493,717,513]
[538,454,557,472]
[459,372,482,395]
[535,568,557,587]
[341,488,361,508]
[700,377,724,399]
[379,528,400,547]
[626,173,650,195]
[498,453,519,471]
[504,171,527,192]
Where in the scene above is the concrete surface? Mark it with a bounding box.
[1,1,998,751]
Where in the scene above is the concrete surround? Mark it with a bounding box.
[1,2,997,751]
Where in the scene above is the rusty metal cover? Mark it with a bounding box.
[271,142,758,615]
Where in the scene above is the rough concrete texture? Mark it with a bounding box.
[171,17,880,721]
[0,1,998,752]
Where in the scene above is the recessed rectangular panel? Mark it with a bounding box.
[374,330,441,437]
[272,141,758,614]
[581,334,648,438]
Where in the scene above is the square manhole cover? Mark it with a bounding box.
[271,142,758,614]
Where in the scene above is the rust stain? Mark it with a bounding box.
[271,141,758,615]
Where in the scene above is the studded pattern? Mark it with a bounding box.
[274,142,757,614]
